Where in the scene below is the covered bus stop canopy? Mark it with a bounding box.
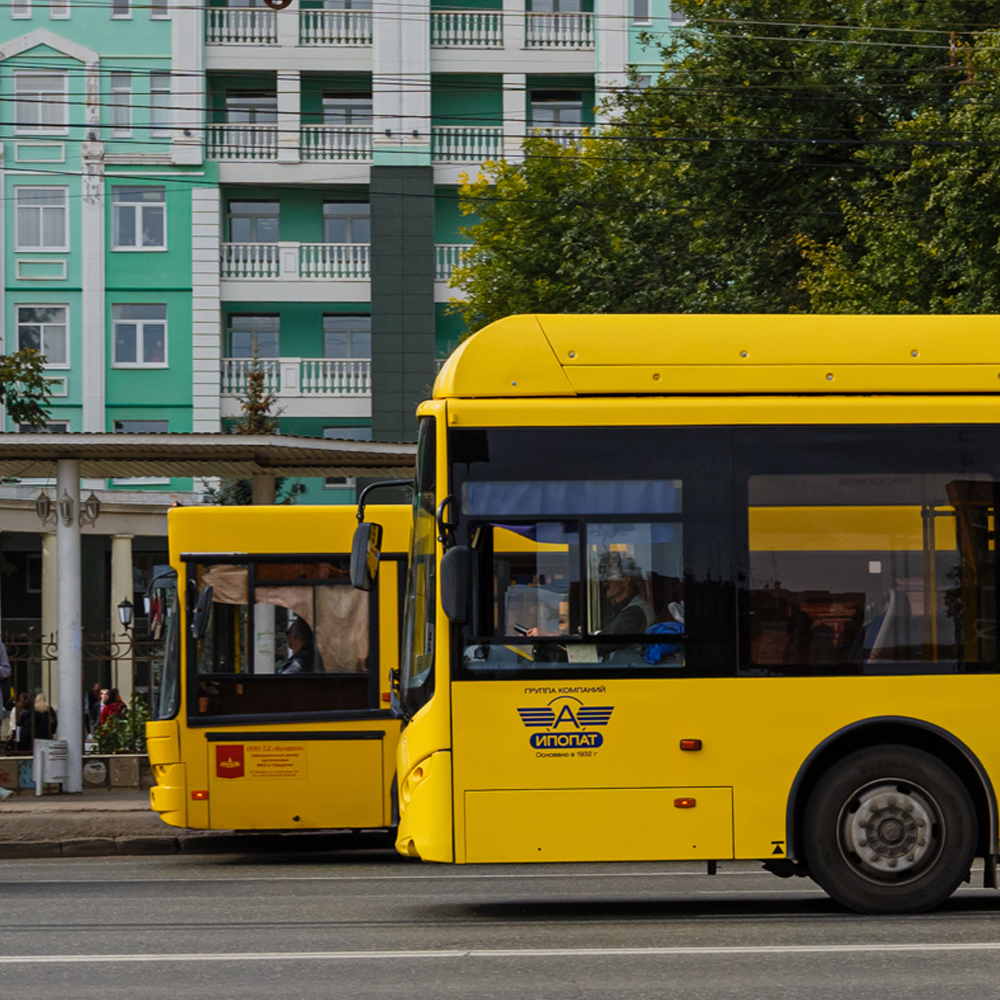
[0,433,417,792]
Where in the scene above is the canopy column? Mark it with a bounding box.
[111,534,134,706]
[55,459,82,793]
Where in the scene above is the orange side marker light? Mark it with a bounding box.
[674,797,696,809]
[191,790,209,801]
[679,739,702,751]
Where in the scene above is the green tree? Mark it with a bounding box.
[453,2,1000,327]
[0,348,56,427]
[800,34,1000,312]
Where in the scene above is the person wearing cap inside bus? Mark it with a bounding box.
[525,550,651,640]
[597,551,652,636]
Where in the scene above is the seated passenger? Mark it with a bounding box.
[279,618,315,674]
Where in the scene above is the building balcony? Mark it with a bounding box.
[206,124,279,161]
[219,242,371,302]
[205,6,593,50]
[220,358,371,419]
[525,11,594,47]
[430,10,503,47]
[206,7,372,45]
[208,125,506,165]
[220,242,370,280]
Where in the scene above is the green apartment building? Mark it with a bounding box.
[0,0,674,690]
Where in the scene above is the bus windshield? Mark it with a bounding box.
[399,416,436,717]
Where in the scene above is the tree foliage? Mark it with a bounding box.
[453,2,1000,327]
[0,348,55,427]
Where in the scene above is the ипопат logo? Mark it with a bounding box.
[517,696,613,749]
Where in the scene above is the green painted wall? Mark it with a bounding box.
[431,74,503,127]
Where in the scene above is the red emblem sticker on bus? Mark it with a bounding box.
[216,745,245,779]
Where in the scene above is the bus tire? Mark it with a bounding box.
[802,744,976,914]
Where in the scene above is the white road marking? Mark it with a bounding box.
[6,942,1000,964]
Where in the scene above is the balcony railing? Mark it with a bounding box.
[527,125,586,146]
[301,125,373,161]
[220,243,279,279]
[220,242,371,280]
[299,243,370,279]
[221,358,371,397]
[206,6,277,44]
[431,125,503,163]
[206,124,278,161]
[435,244,470,281]
[221,358,281,395]
[430,10,503,47]
[525,11,593,47]
[299,8,373,44]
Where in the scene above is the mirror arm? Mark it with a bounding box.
[356,479,413,523]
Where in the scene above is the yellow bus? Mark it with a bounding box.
[361,313,1000,914]
[146,501,410,833]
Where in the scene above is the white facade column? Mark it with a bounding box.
[41,533,58,705]
[81,142,106,434]
[191,188,222,433]
[372,0,431,158]
[277,71,301,164]
[503,0,525,50]
[503,73,527,162]
[55,460,82,793]
[110,534,134,706]
[171,0,205,165]
[595,0,629,122]
[276,0,299,47]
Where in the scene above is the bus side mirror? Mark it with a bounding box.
[440,545,469,624]
[190,585,213,640]
[351,522,383,592]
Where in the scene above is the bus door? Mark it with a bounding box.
[188,555,389,830]
[446,426,736,863]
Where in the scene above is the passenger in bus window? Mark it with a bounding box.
[279,618,315,674]
[597,552,652,635]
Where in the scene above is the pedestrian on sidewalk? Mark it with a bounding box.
[100,689,126,725]
[30,693,57,743]
[86,683,102,734]
[12,693,31,752]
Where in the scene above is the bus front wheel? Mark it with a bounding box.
[803,744,976,914]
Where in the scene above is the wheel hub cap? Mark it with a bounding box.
[841,783,940,881]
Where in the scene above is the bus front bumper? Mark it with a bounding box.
[396,750,453,863]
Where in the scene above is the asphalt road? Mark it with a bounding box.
[4,851,1000,999]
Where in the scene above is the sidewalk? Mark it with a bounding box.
[0,787,396,859]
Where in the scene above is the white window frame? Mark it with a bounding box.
[110,71,131,136]
[631,0,650,23]
[149,72,171,137]
[14,187,69,252]
[149,0,169,18]
[16,304,69,369]
[49,0,69,18]
[111,186,167,251]
[112,304,168,368]
[111,0,131,18]
[14,73,68,135]
[11,0,31,18]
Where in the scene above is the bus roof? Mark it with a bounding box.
[433,314,1000,398]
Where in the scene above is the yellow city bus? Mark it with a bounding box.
[146,502,410,833]
[360,313,1000,914]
